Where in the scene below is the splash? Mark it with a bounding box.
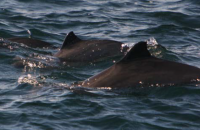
[18,74,39,85]
[147,37,158,46]
[121,43,129,52]
[97,87,112,90]
[0,38,19,50]
[14,54,60,70]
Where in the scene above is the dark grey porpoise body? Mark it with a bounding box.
[54,32,128,62]
[81,42,200,88]
[8,32,128,63]
[8,37,53,48]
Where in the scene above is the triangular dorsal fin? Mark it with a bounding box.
[61,31,81,49]
[120,41,151,62]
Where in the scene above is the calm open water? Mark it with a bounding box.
[0,0,200,130]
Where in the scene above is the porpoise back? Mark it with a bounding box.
[54,31,128,62]
[8,37,54,48]
[81,42,200,88]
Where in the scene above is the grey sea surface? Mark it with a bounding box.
[0,0,200,130]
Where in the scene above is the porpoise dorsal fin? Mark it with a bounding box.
[120,41,151,62]
[61,31,81,49]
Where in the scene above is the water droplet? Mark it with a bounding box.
[27,30,32,38]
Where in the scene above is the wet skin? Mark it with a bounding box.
[7,32,128,64]
[81,42,200,88]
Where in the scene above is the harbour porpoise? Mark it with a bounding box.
[54,31,128,63]
[81,41,200,89]
[7,32,128,65]
[8,37,54,48]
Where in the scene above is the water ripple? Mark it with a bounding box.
[0,0,200,129]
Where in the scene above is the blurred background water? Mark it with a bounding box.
[0,0,200,129]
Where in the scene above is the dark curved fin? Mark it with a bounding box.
[120,41,151,62]
[61,31,81,49]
